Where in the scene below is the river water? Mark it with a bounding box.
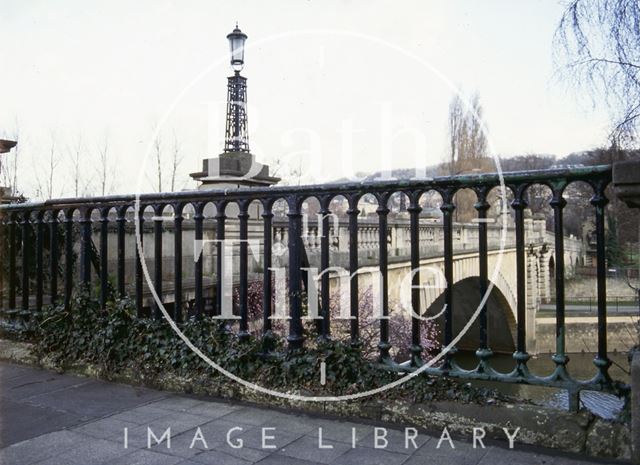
[453,351,629,419]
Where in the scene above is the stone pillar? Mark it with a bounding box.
[632,351,640,464]
[525,249,539,354]
[613,160,640,463]
[538,249,550,303]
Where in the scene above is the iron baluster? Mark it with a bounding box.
[116,206,127,297]
[35,211,44,311]
[474,188,492,371]
[135,207,144,317]
[99,207,109,309]
[49,211,58,306]
[238,200,250,342]
[440,190,456,370]
[8,213,16,309]
[20,210,31,310]
[261,201,274,350]
[215,203,227,330]
[408,192,423,366]
[153,204,164,319]
[376,193,391,363]
[591,181,612,384]
[347,195,360,346]
[193,202,204,319]
[173,203,184,323]
[319,196,331,340]
[511,186,531,376]
[287,196,304,350]
[63,209,74,309]
[79,207,92,285]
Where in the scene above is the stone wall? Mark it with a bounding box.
[535,316,638,353]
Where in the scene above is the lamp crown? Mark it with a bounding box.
[227,23,248,72]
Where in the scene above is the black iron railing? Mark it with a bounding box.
[0,165,630,408]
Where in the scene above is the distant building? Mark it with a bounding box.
[0,139,19,204]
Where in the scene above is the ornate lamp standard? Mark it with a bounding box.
[190,24,279,189]
[225,24,249,153]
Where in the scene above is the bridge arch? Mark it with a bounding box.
[424,276,517,353]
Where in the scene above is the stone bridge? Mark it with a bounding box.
[270,214,585,355]
[101,209,585,355]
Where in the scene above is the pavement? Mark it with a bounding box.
[0,362,614,465]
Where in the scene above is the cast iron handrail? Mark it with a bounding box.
[0,164,628,410]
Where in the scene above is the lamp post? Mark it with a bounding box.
[224,24,249,153]
[189,24,279,188]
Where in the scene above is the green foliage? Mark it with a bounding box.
[29,287,509,403]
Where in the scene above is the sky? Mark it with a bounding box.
[0,0,613,198]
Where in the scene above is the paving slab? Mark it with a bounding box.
[331,446,409,465]
[24,378,165,418]
[102,449,184,465]
[278,434,352,464]
[0,362,615,465]
[0,430,87,465]
[0,397,85,446]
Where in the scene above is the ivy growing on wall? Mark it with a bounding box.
[27,286,512,404]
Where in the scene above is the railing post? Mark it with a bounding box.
[347,195,360,346]
[408,192,422,366]
[550,186,569,374]
[319,195,331,341]
[8,213,16,309]
[49,210,58,306]
[79,207,92,286]
[193,202,204,319]
[440,189,456,370]
[287,195,304,350]
[591,180,612,383]
[35,211,44,311]
[238,200,250,342]
[173,203,184,322]
[63,209,74,309]
[20,210,31,311]
[135,206,144,317]
[99,207,109,309]
[376,193,391,363]
[512,186,531,375]
[215,201,228,330]
[474,187,492,371]
[153,204,164,319]
[261,200,274,349]
[116,206,127,298]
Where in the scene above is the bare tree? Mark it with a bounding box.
[445,92,489,222]
[96,133,111,196]
[268,156,302,186]
[170,130,183,192]
[67,134,86,197]
[153,132,163,192]
[448,94,465,175]
[34,132,60,200]
[555,0,640,145]
[466,93,488,160]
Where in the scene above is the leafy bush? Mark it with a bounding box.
[29,286,509,404]
[31,287,387,394]
[233,280,441,362]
